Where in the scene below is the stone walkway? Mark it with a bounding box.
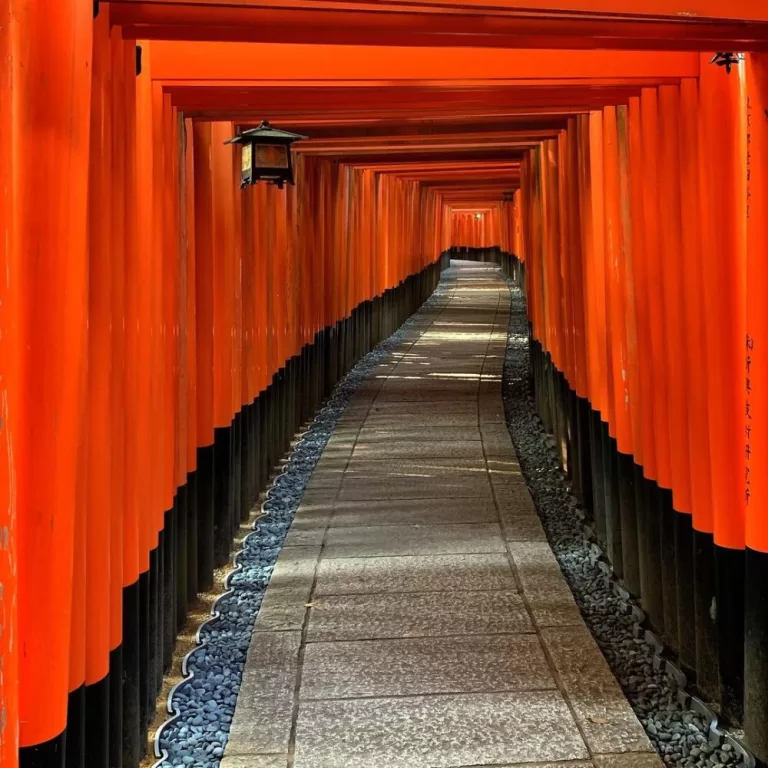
[222,262,660,768]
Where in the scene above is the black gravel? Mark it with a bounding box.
[501,281,746,768]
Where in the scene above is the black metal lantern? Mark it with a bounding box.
[502,191,514,203]
[225,121,308,189]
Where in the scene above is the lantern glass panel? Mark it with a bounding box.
[254,143,289,169]
[241,144,252,174]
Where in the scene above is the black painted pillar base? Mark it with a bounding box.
[617,452,639,596]
[635,465,650,610]
[675,511,696,674]
[121,581,141,768]
[589,410,606,546]
[693,528,719,703]
[576,396,594,518]
[563,378,577,480]
[108,645,123,768]
[176,486,188,632]
[643,480,665,635]
[715,544,745,725]
[745,547,768,763]
[19,732,67,768]
[231,412,243,536]
[213,425,233,568]
[65,685,85,768]
[84,674,109,768]
[659,487,679,653]
[196,444,215,592]
[566,387,579,491]
[138,564,151,747]
[162,507,175,674]
[147,545,160,704]
[186,470,199,603]
[603,429,622,578]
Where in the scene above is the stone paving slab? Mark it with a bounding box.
[367,397,480,411]
[226,633,300,755]
[225,262,655,767]
[488,456,527,484]
[342,457,489,479]
[482,424,519,456]
[351,438,486,460]
[327,497,499,527]
[251,547,319,633]
[593,755,665,768]
[314,552,516,594]
[503,514,549,541]
[284,496,335,530]
[355,425,482,442]
[220,756,287,768]
[300,634,556,699]
[305,590,532,641]
[541,625,655,755]
[293,691,590,768]
[357,412,481,428]
[337,478,493,501]
[508,542,584,627]
[321,522,505,557]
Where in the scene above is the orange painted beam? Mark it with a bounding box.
[288,128,560,144]
[197,107,590,123]
[113,4,768,50]
[299,142,538,155]
[111,0,768,23]
[274,119,567,137]
[149,42,699,82]
[166,90,648,120]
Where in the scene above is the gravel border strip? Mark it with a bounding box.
[501,279,755,768]
[151,283,451,768]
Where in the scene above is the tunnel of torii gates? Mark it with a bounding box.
[7,1,768,767]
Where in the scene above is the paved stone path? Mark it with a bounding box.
[222,262,660,768]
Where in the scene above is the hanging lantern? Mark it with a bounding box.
[502,191,514,203]
[225,121,308,189]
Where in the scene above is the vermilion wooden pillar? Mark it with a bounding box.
[658,83,691,661]
[602,105,629,576]
[15,2,93,766]
[699,51,747,723]
[0,0,18,765]
[83,9,114,768]
[628,94,660,616]
[744,52,768,763]
[678,75,719,700]
[614,104,641,596]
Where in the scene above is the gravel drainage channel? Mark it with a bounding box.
[152,284,451,768]
[501,282,753,768]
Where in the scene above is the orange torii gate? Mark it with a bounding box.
[5,7,768,768]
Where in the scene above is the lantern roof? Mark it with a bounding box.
[225,121,308,145]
